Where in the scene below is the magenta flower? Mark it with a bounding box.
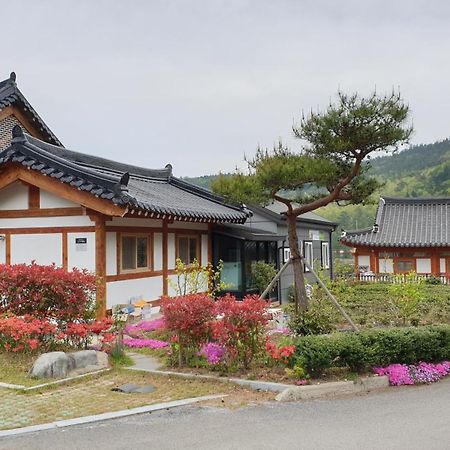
[123,337,169,349]
[199,342,226,364]
[124,318,166,335]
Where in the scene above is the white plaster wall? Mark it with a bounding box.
[106,217,162,228]
[201,234,208,265]
[168,233,175,269]
[106,276,163,308]
[167,273,208,297]
[379,258,394,273]
[67,232,95,272]
[106,232,117,276]
[0,182,28,210]
[416,258,432,274]
[11,233,62,266]
[440,258,446,273]
[0,237,5,263]
[40,190,79,208]
[169,222,208,230]
[0,215,93,229]
[153,232,163,271]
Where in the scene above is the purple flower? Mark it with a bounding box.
[123,337,169,349]
[124,318,166,335]
[199,342,226,365]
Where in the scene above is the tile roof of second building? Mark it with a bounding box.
[341,197,450,247]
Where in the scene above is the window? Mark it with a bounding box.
[177,235,199,265]
[321,242,330,269]
[396,259,415,273]
[121,235,150,272]
[303,241,313,272]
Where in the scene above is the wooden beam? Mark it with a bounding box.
[0,207,85,218]
[28,185,40,209]
[0,165,127,217]
[94,215,107,318]
[162,220,168,296]
[0,226,95,234]
[208,223,213,264]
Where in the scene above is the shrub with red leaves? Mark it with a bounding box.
[0,315,57,352]
[213,294,269,369]
[161,294,216,365]
[0,263,96,323]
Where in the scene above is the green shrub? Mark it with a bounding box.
[293,325,450,376]
[250,261,277,294]
[287,287,337,336]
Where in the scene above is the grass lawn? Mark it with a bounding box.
[0,352,46,387]
[0,367,272,431]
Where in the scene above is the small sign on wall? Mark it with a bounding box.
[75,237,87,252]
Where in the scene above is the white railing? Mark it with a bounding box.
[354,273,450,285]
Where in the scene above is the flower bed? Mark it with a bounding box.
[374,361,450,386]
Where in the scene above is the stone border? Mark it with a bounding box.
[0,394,227,438]
[126,367,292,393]
[126,367,389,398]
[0,369,111,392]
[275,375,390,401]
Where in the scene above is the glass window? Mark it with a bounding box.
[321,242,330,269]
[304,241,313,272]
[177,236,199,264]
[121,235,150,272]
[397,260,415,272]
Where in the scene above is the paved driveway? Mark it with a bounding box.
[2,378,450,450]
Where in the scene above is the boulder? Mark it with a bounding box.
[30,352,73,379]
[30,350,109,379]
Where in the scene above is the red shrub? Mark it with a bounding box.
[161,294,216,364]
[0,263,96,323]
[266,340,296,364]
[0,315,57,352]
[213,295,269,369]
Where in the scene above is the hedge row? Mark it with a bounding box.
[293,325,450,375]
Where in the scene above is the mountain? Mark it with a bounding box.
[183,139,450,254]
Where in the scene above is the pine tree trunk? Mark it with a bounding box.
[287,213,309,313]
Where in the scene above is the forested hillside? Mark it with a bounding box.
[183,139,450,254]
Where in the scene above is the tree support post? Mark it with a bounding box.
[301,256,358,331]
[260,258,292,300]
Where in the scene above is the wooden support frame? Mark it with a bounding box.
[162,220,168,296]
[94,215,107,318]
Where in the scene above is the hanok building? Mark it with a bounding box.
[0,73,249,315]
[341,197,450,281]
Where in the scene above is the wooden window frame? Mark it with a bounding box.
[176,234,201,265]
[118,233,153,274]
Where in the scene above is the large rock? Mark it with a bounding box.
[30,352,73,379]
[30,350,109,379]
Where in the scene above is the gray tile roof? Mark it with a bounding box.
[0,126,250,223]
[341,197,450,248]
[0,72,62,146]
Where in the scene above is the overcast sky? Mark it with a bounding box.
[3,0,450,176]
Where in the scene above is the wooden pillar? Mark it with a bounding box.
[431,249,440,275]
[208,223,213,264]
[62,231,68,270]
[95,215,107,318]
[28,185,40,209]
[5,233,10,265]
[162,220,168,296]
[370,250,377,273]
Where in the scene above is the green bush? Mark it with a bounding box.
[293,325,450,376]
[286,287,337,336]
